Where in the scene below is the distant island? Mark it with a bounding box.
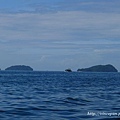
[5,65,33,71]
[77,64,118,72]
[65,68,72,72]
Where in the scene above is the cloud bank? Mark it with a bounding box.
[0,0,120,71]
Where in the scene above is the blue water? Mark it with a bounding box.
[0,71,120,120]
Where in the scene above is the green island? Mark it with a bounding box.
[77,64,118,72]
[5,65,33,71]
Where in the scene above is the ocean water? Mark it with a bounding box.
[0,71,120,120]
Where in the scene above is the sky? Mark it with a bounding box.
[0,0,120,71]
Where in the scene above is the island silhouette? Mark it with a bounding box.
[5,65,33,71]
[0,64,118,72]
[77,64,118,72]
[65,68,72,72]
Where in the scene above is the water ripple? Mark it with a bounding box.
[0,71,120,120]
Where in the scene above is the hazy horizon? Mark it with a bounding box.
[0,0,120,71]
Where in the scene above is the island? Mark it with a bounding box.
[65,68,72,72]
[5,65,33,71]
[77,64,118,72]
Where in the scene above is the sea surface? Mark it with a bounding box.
[0,71,120,120]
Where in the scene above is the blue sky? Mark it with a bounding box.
[0,0,120,71]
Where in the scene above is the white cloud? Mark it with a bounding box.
[0,10,120,70]
[94,49,120,54]
[0,11,120,43]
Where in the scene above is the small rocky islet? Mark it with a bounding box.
[65,68,72,72]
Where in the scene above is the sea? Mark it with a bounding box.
[0,71,120,120]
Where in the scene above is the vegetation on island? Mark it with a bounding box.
[5,65,33,71]
[77,64,118,72]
